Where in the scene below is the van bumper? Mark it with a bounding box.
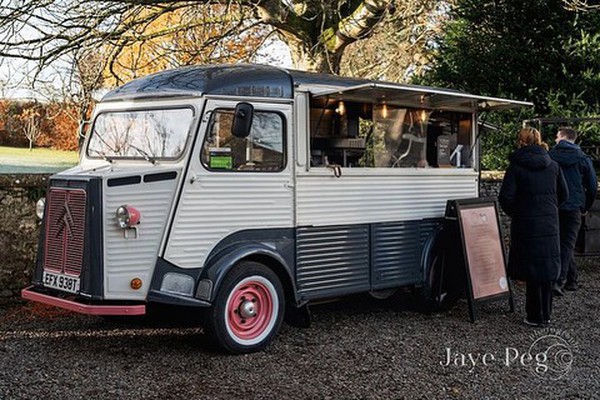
[21,286,147,316]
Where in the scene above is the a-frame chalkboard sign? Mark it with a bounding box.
[445,198,515,322]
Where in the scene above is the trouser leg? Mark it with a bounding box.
[526,281,543,323]
[540,281,553,322]
[558,210,582,285]
[566,257,579,285]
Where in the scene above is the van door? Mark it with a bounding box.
[164,99,294,269]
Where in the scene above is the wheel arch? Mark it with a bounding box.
[417,219,465,310]
[203,244,297,305]
[420,223,447,286]
[242,253,297,307]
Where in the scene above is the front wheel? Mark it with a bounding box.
[204,261,285,353]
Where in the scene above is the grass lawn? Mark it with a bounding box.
[0,146,79,173]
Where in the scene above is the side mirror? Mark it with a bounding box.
[231,102,254,138]
[78,120,91,151]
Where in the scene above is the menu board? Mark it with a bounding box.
[437,135,451,167]
[458,204,509,300]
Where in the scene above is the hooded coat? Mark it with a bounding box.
[499,145,569,282]
[549,140,597,212]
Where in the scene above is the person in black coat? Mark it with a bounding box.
[549,127,597,294]
[499,127,568,327]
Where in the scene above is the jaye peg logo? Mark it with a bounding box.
[440,328,577,380]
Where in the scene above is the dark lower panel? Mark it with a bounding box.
[296,225,370,301]
[371,221,420,289]
[158,219,443,305]
[371,218,442,290]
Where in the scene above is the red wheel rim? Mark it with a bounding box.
[226,279,275,341]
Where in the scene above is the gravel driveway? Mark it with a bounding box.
[1,259,599,399]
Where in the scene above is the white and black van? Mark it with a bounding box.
[22,64,530,353]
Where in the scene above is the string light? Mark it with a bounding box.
[381,103,388,119]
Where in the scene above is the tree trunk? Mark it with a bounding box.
[284,35,342,74]
[280,0,392,74]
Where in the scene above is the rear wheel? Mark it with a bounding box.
[418,224,465,312]
[204,261,285,353]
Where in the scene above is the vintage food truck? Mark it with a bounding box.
[22,64,531,353]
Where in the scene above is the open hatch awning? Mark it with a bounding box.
[311,83,533,112]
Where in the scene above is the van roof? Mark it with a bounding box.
[102,64,531,111]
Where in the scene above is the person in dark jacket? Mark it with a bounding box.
[499,127,568,327]
[549,127,597,295]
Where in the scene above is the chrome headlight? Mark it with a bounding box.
[116,205,141,229]
[35,197,46,220]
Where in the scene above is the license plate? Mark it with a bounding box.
[42,271,80,294]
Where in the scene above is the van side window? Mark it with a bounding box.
[201,110,285,172]
[309,98,473,169]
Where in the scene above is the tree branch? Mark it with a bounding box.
[562,0,600,11]
[321,0,392,53]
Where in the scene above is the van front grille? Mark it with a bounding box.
[44,188,87,276]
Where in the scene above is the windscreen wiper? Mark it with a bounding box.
[99,152,114,163]
[128,144,157,165]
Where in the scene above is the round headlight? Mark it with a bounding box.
[116,205,141,228]
[116,206,130,228]
[35,197,46,220]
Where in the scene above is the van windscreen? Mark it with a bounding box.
[87,108,193,160]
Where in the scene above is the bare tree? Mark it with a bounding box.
[19,104,42,150]
[101,6,269,85]
[562,0,600,11]
[341,1,447,82]
[0,0,436,75]
[28,48,108,148]
[72,49,108,137]
[0,78,6,98]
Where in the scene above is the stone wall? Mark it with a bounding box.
[0,173,509,298]
[479,171,511,244]
[0,174,49,297]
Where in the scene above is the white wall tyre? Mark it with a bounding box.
[205,261,285,353]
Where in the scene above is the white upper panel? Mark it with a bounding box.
[296,169,478,226]
[103,175,180,300]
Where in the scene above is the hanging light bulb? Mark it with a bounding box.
[382,103,388,119]
[335,101,346,116]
